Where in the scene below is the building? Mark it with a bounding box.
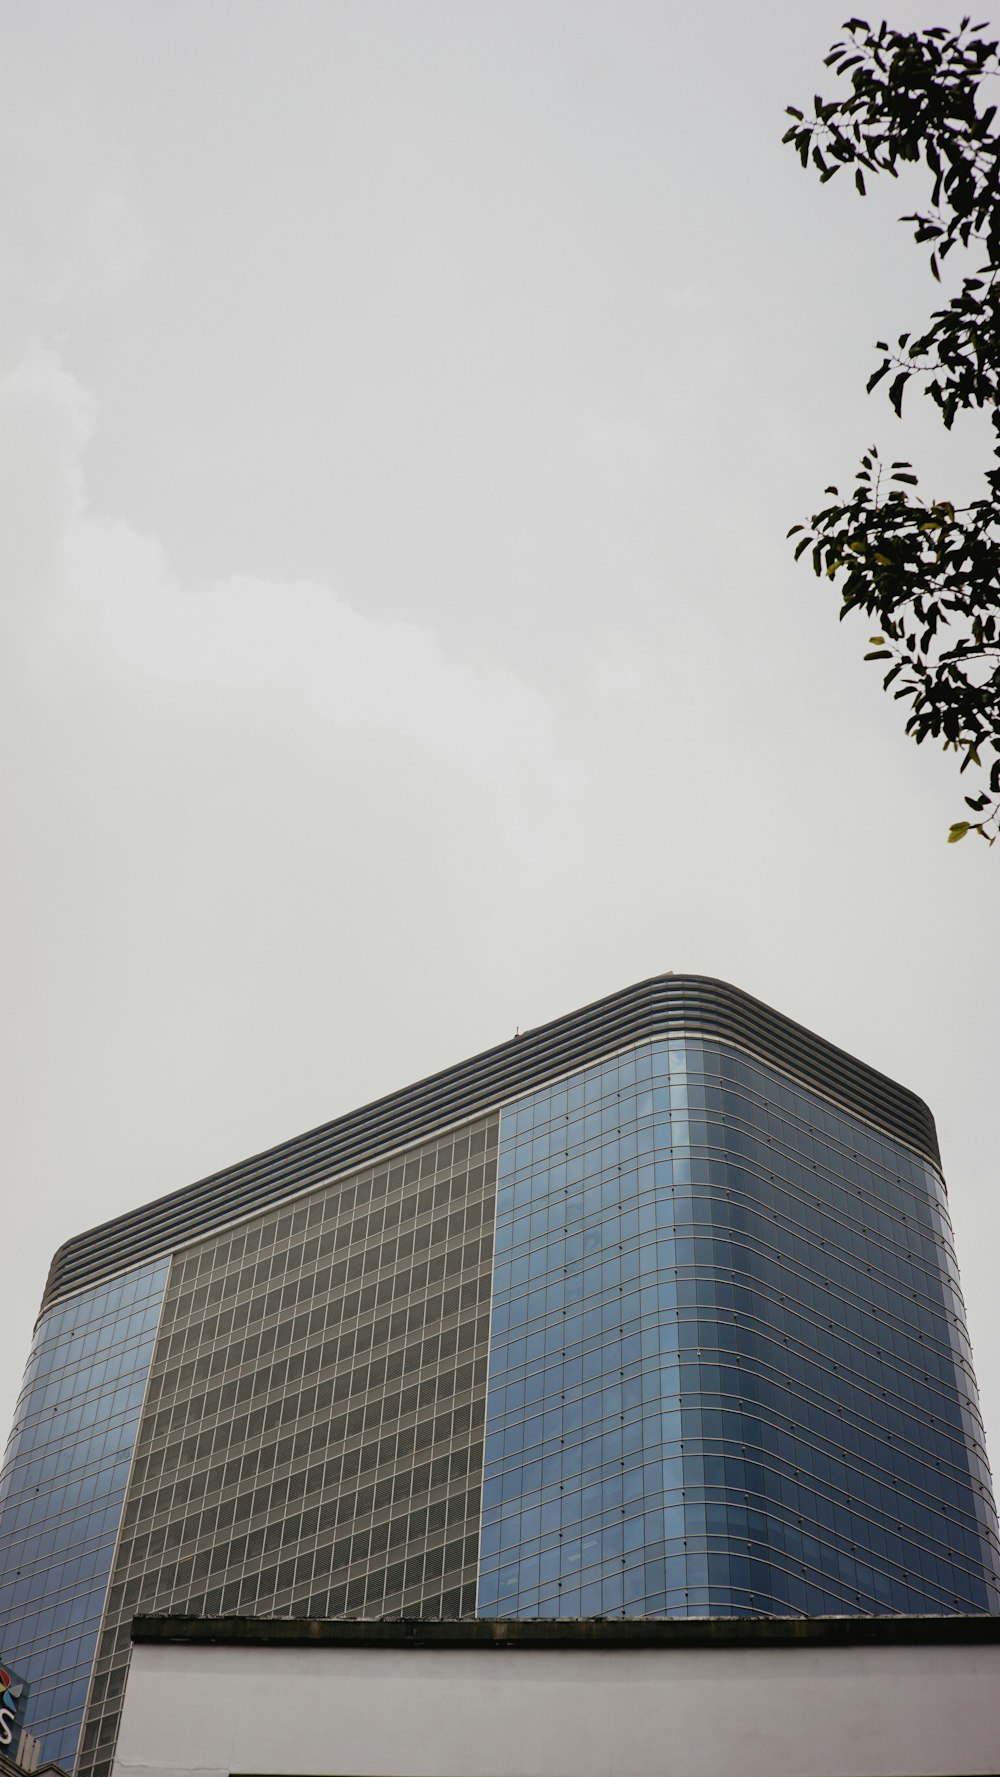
[111,1615,1000,1777]
[0,1739,67,1777]
[1,976,998,1777]
[0,1734,67,1777]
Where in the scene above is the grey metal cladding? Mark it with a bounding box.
[43,974,941,1311]
[76,1118,497,1777]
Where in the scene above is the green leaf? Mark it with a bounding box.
[782,19,1000,854]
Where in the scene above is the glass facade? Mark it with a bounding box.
[0,1261,168,1768]
[478,1040,1000,1618]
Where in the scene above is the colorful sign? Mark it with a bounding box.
[0,1663,29,1752]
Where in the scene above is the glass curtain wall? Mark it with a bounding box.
[478,1040,1000,1618]
[0,1260,168,1767]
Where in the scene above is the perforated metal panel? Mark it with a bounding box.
[77,1119,497,1777]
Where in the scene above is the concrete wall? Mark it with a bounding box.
[111,1638,1000,1777]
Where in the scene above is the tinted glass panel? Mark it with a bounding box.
[0,1261,168,1766]
[479,1042,1000,1619]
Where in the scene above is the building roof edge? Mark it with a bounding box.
[129,1612,1000,1651]
[41,974,941,1313]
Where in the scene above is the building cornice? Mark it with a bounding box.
[42,974,940,1312]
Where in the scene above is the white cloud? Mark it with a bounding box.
[0,347,96,625]
[3,346,578,804]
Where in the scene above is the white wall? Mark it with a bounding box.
[111,1638,1000,1777]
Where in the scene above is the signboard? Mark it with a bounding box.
[0,1662,29,1753]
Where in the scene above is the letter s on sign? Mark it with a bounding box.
[0,1706,15,1746]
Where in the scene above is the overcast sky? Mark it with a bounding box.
[2,2,998,1479]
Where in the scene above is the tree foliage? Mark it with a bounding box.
[784,17,1000,845]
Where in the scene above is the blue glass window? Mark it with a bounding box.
[0,1260,168,1766]
[478,1042,1000,1619]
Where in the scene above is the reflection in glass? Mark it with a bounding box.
[0,1260,168,1766]
[479,1041,1000,1618]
